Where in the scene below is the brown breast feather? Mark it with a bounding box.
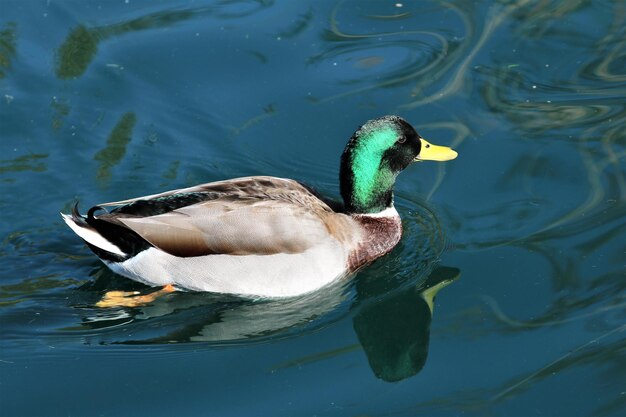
[347,215,403,271]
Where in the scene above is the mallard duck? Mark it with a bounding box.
[62,116,457,299]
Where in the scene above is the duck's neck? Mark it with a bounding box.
[339,145,398,214]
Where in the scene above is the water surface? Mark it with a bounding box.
[1,1,625,416]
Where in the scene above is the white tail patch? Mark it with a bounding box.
[61,213,126,257]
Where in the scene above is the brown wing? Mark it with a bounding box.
[96,176,348,257]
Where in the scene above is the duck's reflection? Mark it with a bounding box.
[353,266,459,382]
[73,265,457,382]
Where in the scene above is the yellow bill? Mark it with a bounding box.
[414,138,458,162]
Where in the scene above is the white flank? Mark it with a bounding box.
[61,213,126,256]
[106,242,350,298]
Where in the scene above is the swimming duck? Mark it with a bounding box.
[62,116,457,299]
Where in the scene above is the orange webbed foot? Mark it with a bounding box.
[96,284,176,308]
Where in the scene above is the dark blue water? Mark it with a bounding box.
[1,1,625,416]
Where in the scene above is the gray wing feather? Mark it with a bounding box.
[98,177,351,257]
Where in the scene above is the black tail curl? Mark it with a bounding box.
[70,202,89,226]
[68,201,151,262]
[87,205,108,223]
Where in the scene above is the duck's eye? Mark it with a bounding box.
[397,137,406,144]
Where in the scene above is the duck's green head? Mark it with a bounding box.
[340,116,457,214]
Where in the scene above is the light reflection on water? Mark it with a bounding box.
[1,0,625,416]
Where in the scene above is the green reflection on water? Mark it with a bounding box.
[94,112,137,182]
[161,160,180,183]
[55,25,99,79]
[54,3,274,79]
[0,275,83,306]
[0,22,17,79]
[54,8,197,79]
[353,266,459,382]
[0,153,48,175]
[50,96,70,130]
